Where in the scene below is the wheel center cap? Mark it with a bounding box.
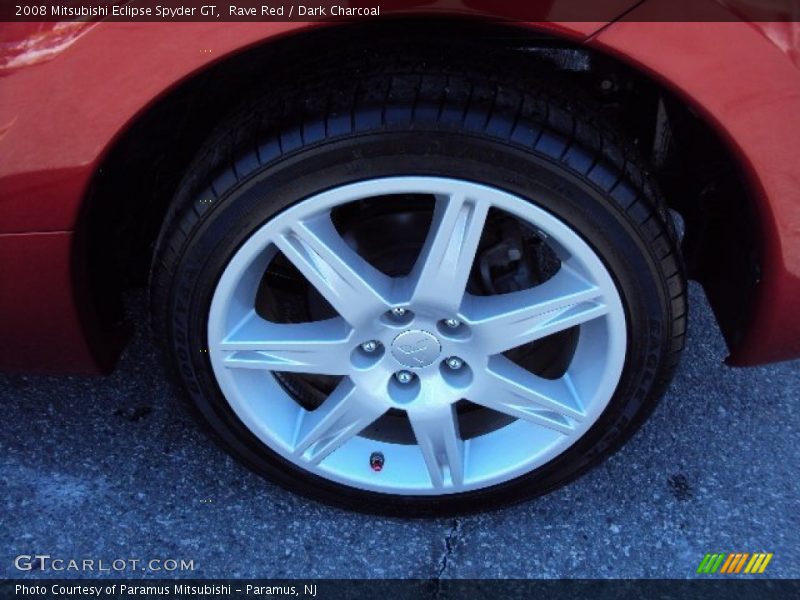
[391,330,441,369]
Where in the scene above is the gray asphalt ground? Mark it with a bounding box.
[1,283,797,579]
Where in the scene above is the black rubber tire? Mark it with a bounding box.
[149,48,687,516]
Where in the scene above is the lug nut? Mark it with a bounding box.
[391,307,407,317]
[361,340,379,353]
[444,318,461,329]
[446,356,464,370]
[395,370,414,384]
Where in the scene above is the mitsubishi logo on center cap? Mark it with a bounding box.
[391,330,442,368]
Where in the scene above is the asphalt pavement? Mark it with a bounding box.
[1,283,797,579]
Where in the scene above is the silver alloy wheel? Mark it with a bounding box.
[208,177,626,495]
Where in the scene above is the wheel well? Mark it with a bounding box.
[82,19,758,353]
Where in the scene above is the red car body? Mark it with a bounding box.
[1,1,799,373]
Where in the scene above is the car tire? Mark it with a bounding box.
[149,49,686,515]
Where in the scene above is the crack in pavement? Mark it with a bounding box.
[432,518,462,599]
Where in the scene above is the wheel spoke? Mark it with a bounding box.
[408,192,490,312]
[408,404,465,488]
[273,213,393,326]
[220,311,352,375]
[479,356,585,431]
[292,379,387,465]
[463,264,608,355]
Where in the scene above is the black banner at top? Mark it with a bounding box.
[3,0,800,22]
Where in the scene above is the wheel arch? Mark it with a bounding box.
[79,19,780,369]
[589,18,800,365]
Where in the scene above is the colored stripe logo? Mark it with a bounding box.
[697,553,773,574]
